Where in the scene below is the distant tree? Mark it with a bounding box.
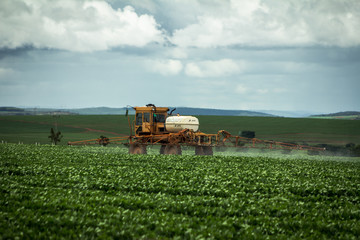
[347,143,360,157]
[353,145,360,157]
[346,143,355,149]
[48,128,63,145]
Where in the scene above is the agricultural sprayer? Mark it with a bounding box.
[68,104,325,155]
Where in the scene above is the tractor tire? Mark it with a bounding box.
[129,144,147,154]
[160,145,166,154]
[195,146,204,155]
[164,145,182,155]
[202,146,213,155]
[195,146,213,156]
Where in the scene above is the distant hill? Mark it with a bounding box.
[4,106,358,119]
[171,107,274,117]
[312,111,360,120]
[1,106,274,117]
[0,107,25,113]
[313,111,360,117]
[65,106,274,117]
[0,107,74,116]
[65,107,129,115]
[258,110,322,118]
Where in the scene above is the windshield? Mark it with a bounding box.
[135,113,142,125]
[154,114,166,123]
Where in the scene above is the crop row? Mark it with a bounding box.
[1,143,359,239]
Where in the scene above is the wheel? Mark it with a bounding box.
[129,144,147,154]
[160,145,166,154]
[195,146,213,156]
[203,146,213,155]
[164,145,182,155]
[195,146,204,155]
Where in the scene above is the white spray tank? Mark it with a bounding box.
[165,115,199,133]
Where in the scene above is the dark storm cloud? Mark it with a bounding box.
[0,46,33,59]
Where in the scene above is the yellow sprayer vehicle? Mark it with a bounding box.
[68,104,325,155]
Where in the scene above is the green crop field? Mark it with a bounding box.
[1,144,359,239]
[1,115,360,146]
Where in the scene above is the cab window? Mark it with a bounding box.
[144,113,150,123]
[135,113,142,125]
[154,114,166,123]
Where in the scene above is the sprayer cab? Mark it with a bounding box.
[133,105,169,136]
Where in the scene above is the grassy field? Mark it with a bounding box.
[1,143,359,239]
[198,116,360,145]
[0,115,127,144]
[0,115,360,146]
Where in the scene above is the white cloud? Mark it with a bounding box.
[2,0,358,52]
[148,59,183,76]
[0,0,164,52]
[170,0,360,48]
[185,59,243,77]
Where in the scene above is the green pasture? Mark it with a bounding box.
[198,116,360,145]
[0,115,129,144]
[0,115,359,146]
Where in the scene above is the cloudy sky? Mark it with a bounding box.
[0,0,359,113]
